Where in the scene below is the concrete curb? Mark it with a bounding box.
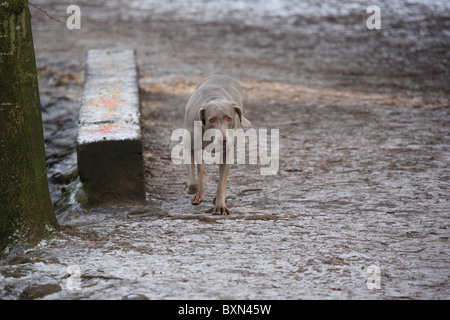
[76,48,145,205]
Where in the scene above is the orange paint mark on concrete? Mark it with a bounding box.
[101,99,116,107]
[95,99,126,108]
[83,124,123,137]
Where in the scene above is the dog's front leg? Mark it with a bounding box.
[213,155,231,215]
[192,163,206,204]
[186,152,198,195]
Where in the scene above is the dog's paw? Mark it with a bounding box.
[213,204,230,215]
[187,184,198,194]
[191,192,204,205]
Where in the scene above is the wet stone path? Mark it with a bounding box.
[0,0,448,299]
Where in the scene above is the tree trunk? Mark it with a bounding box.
[0,0,57,256]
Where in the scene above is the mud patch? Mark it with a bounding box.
[19,284,62,300]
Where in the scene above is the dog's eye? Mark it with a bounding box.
[209,118,217,124]
[225,116,232,122]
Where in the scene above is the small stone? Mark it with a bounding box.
[122,294,149,300]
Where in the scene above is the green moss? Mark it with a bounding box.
[4,0,26,15]
[9,15,16,55]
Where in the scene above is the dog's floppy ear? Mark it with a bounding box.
[198,104,207,127]
[241,115,251,127]
[232,103,251,128]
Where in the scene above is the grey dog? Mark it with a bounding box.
[184,75,251,215]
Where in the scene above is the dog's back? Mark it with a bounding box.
[196,75,243,99]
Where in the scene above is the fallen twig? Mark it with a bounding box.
[29,2,64,24]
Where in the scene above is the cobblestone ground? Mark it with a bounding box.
[0,0,448,299]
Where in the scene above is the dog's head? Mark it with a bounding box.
[198,100,251,145]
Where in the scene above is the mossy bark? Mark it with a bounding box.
[0,0,57,256]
